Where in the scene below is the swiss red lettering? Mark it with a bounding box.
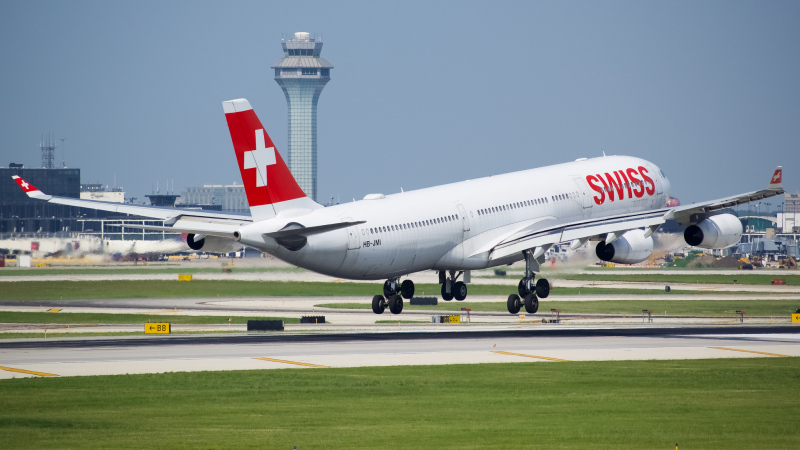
[639,166,655,195]
[626,168,644,198]
[587,166,655,205]
[586,175,605,205]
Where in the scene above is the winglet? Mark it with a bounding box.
[11,176,51,200]
[769,166,782,190]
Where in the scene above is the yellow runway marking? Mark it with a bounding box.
[710,347,789,357]
[0,365,58,377]
[493,350,568,362]
[254,357,328,368]
[48,308,62,312]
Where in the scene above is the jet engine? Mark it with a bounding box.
[683,214,742,249]
[186,233,243,254]
[595,229,654,264]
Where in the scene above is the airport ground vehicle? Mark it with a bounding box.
[12,99,784,314]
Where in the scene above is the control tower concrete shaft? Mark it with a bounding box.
[272,32,333,202]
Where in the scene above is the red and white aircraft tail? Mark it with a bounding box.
[222,98,321,221]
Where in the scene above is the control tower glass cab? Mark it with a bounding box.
[272,32,333,202]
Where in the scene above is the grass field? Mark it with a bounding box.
[0,266,304,276]
[1,358,798,448]
[560,273,800,285]
[0,280,771,302]
[0,311,298,325]
[319,299,800,316]
[0,330,247,340]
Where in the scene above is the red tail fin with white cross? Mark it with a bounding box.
[768,166,782,190]
[223,99,320,221]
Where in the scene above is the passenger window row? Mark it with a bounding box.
[477,197,549,216]
[369,214,459,235]
[552,191,579,202]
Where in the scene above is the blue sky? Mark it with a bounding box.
[1,0,798,209]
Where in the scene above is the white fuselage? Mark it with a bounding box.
[236,155,671,279]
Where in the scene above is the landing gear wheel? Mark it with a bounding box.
[523,293,539,314]
[507,294,521,314]
[441,283,454,301]
[388,294,403,314]
[518,279,532,297]
[453,281,467,301]
[383,280,395,297]
[400,280,415,299]
[372,295,386,314]
[535,279,550,299]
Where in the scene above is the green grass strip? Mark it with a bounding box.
[0,266,304,276]
[561,273,800,285]
[1,359,798,448]
[0,330,248,340]
[319,299,800,316]
[0,280,768,301]
[0,311,299,325]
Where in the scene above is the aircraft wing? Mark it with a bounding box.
[11,175,252,230]
[486,166,784,261]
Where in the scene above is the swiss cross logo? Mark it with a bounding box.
[12,176,37,192]
[243,129,277,187]
[771,169,782,184]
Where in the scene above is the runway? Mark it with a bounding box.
[1,326,798,379]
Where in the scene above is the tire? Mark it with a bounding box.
[535,278,550,299]
[401,279,415,299]
[523,293,539,314]
[372,295,385,314]
[441,283,454,301]
[383,280,394,297]
[507,294,521,314]
[389,295,403,314]
[454,281,467,301]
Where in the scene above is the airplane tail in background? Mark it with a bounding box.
[222,98,322,222]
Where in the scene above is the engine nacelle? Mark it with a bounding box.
[186,234,243,254]
[595,229,654,264]
[683,213,742,249]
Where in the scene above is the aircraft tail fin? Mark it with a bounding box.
[222,98,321,221]
[768,166,783,190]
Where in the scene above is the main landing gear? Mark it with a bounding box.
[372,277,415,315]
[439,270,467,301]
[507,250,550,315]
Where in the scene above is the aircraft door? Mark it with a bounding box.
[342,217,361,250]
[457,204,470,231]
[573,178,593,209]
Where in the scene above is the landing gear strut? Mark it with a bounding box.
[439,270,467,301]
[508,250,549,314]
[373,277,414,314]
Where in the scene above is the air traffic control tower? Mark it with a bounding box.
[272,32,333,202]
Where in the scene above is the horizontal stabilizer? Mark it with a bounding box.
[263,221,366,239]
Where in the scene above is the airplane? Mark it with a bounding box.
[11,98,784,315]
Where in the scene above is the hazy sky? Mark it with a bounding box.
[1,0,798,209]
